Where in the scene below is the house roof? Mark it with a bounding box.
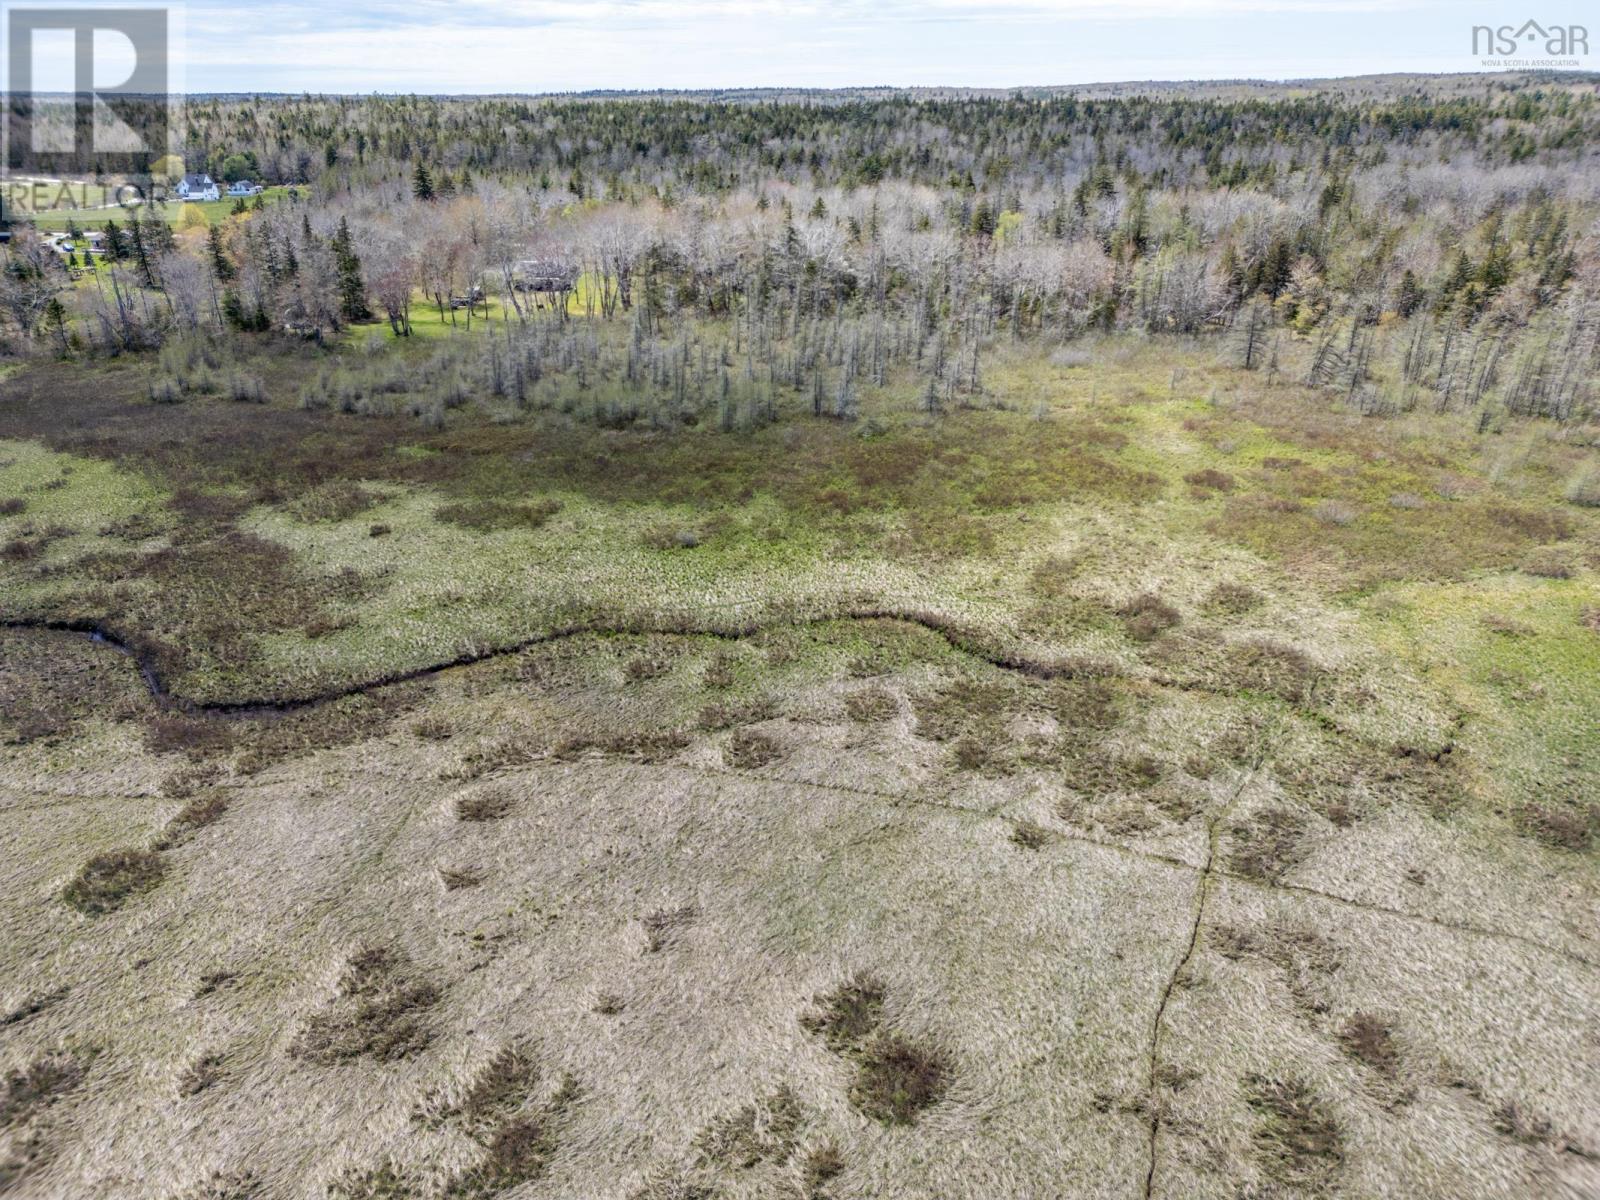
[181,173,215,189]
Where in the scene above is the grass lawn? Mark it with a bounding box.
[23,185,294,232]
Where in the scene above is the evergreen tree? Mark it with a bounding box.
[1396,269,1423,318]
[412,160,435,202]
[1256,237,1293,299]
[207,225,235,281]
[330,217,369,322]
[127,215,155,287]
[103,220,128,262]
[970,199,996,238]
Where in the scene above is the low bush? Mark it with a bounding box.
[1118,592,1181,642]
[1184,468,1236,494]
[1244,1075,1344,1192]
[1564,464,1600,508]
[850,1035,950,1126]
[290,946,440,1064]
[435,498,562,532]
[62,849,165,915]
[1228,807,1312,881]
[225,371,267,404]
[1337,1013,1399,1076]
[725,727,783,769]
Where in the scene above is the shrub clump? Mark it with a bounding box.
[800,973,886,1054]
[436,498,561,532]
[1011,820,1052,850]
[62,849,165,915]
[800,973,949,1126]
[287,481,375,523]
[1226,639,1322,704]
[641,905,698,953]
[290,946,441,1065]
[1337,1013,1399,1076]
[850,1035,950,1126]
[725,727,783,769]
[1206,581,1264,614]
[455,788,516,822]
[1515,802,1598,852]
[693,1085,805,1169]
[225,371,267,404]
[1228,807,1313,882]
[1519,548,1574,579]
[1311,498,1358,527]
[1564,464,1600,508]
[910,677,1014,741]
[1184,468,1236,494]
[844,685,898,723]
[153,791,230,851]
[1118,592,1181,642]
[0,1051,87,1127]
[1245,1075,1344,1193]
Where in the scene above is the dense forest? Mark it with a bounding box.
[6,74,1600,425]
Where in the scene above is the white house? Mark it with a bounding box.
[227,180,264,197]
[175,173,220,202]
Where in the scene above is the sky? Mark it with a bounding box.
[13,0,1600,94]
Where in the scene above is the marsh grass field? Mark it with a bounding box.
[1,329,1597,1199]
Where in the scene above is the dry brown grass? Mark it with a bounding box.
[2,363,1596,1197]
